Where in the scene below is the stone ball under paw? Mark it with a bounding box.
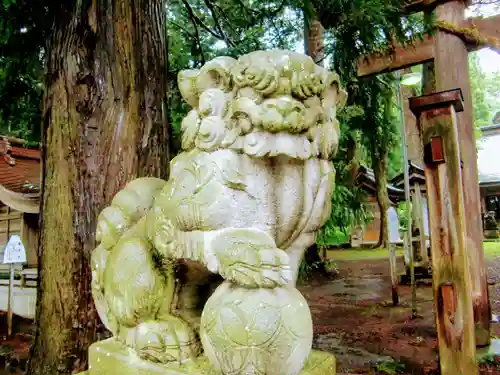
[200,281,313,375]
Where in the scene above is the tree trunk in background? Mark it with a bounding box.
[422,62,436,95]
[373,148,391,248]
[303,11,329,263]
[346,134,360,186]
[27,1,168,374]
[166,74,183,157]
[304,14,324,66]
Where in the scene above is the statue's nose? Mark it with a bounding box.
[269,98,303,117]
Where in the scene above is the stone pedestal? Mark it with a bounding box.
[86,339,336,375]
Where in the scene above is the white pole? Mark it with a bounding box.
[7,263,14,337]
[396,71,416,318]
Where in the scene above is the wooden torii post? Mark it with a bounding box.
[357,0,499,348]
[410,88,478,375]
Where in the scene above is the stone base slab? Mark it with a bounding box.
[87,338,335,375]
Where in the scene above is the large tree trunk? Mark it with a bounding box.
[27,1,168,374]
[373,148,390,249]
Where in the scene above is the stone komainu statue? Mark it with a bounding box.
[88,50,346,375]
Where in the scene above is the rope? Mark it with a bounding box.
[434,20,500,49]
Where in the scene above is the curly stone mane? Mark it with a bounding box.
[177,50,347,161]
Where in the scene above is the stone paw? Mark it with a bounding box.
[210,228,293,288]
[134,318,201,364]
[220,247,292,288]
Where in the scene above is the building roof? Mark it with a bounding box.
[0,136,41,195]
[390,161,426,189]
[387,124,500,189]
[354,165,406,203]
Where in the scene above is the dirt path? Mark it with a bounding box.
[2,252,500,374]
[298,252,500,374]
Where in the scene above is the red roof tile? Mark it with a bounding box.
[11,146,40,160]
[0,137,41,194]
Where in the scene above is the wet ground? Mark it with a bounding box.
[0,313,34,374]
[298,246,500,374]
[2,246,500,374]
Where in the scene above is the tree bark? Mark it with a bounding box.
[373,148,390,249]
[345,134,360,186]
[304,14,325,66]
[422,61,436,95]
[27,1,168,374]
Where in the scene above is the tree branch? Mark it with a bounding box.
[169,21,196,40]
[180,0,225,41]
[180,0,206,64]
[211,2,239,36]
[203,0,236,47]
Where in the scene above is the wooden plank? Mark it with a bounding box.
[358,36,435,77]
[388,243,399,306]
[437,15,500,52]
[456,15,500,52]
[469,15,500,41]
[0,218,21,233]
[410,89,478,375]
[0,212,22,221]
[434,0,490,347]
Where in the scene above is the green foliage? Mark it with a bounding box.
[469,51,500,128]
[349,74,400,160]
[298,258,338,280]
[477,353,498,366]
[311,1,429,247]
[167,0,303,150]
[0,1,58,142]
[376,359,406,374]
[397,201,411,233]
[315,0,428,82]
[311,0,427,247]
[316,177,372,246]
[2,0,436,250]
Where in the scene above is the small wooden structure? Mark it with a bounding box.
[0,136,40,319]
[354,163,431,249]
[352,166,405,246]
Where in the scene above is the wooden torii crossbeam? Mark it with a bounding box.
[358,14,500,77]
[355,0,499,363]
